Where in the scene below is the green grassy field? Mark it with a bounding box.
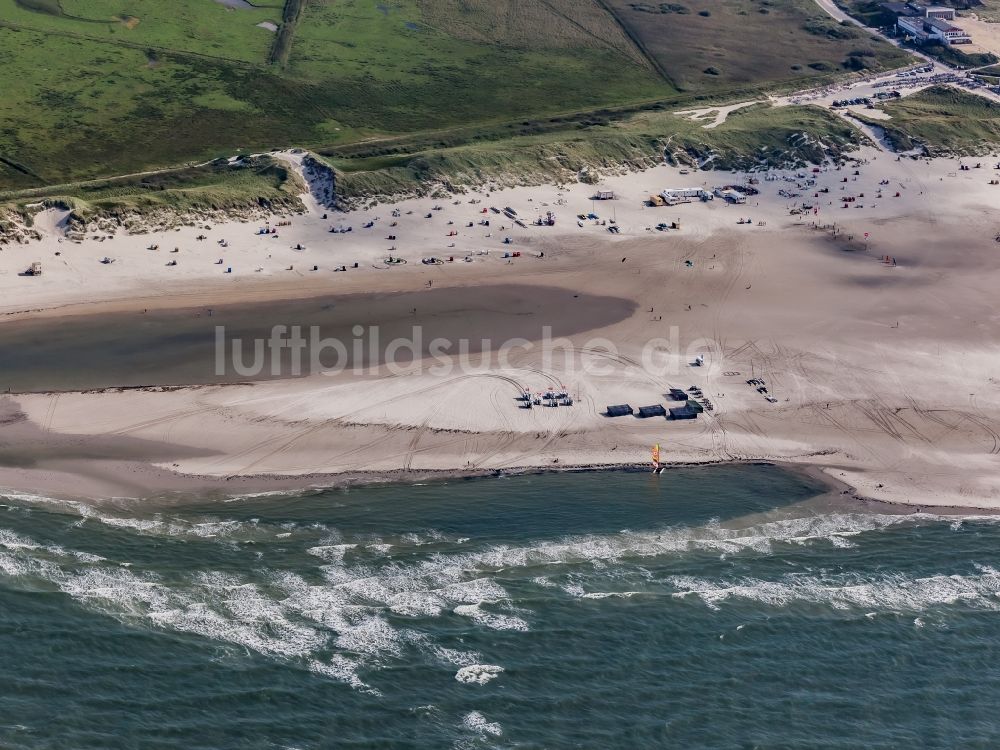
[0,25,325,184]
[0,0,912,198]
[0,0,673,189]
[1,0,282,61]
[285,0,671,135]
[601,0,912,91]
[858,85,1000,155]
[291,0,652,83]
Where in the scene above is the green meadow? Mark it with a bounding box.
[1,0,281,61]
[0,0,914,196]
[602,0,913,91]
[858,86,1000,156]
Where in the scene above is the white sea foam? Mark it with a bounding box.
[387,591,447,617]
[0,550,58,579]
[400,529,451,546]
[1,505,995,699]
[399,630,481,667]
[670,565,1000,613]
[88,512,254,539]
[0,528,41,551]
[0,490,76,508]
[0,493,273,540]
[332,512,958,587]
[0,529,335,676]
[829,536,857,549]
[439,577,508,604]
[307,544,357,563]
[455,664,504,685]
[222,489,305,502]
[431,645,482,667]
[453,603,529,631]
[462,711,502,736]
[580,591,642,600]
[334,615,404,658]
[309,654,378,695]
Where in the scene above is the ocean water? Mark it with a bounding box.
[1,466,999,749]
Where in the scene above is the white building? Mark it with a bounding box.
[898,13,971,45]
[713,187,747,204]
[926,16,971,44]
[661,187,712,205]
[898,15,929,42]
[922,5,956,21]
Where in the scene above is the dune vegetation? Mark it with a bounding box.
[326,103,868,205]
[858,85,1000,155]
[0,0,911,206]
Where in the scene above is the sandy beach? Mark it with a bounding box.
[1,148,999,508]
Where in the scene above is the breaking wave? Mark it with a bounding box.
[462,711,503,737]
[0,494,997,696]
[670,565,1000,612]
[455,664,504,685]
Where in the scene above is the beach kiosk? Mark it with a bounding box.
[605,404,633,417]
[637,404,667,418]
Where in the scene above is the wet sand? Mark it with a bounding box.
[0,285,633,392]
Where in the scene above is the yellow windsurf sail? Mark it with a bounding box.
[652,444,660,464]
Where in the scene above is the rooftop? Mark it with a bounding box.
[880,2,919,15]
[926,16,961,32]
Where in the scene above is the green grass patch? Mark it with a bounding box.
[0,0,906,195]
[287,0,670,129]
[0,0,282,63]
[857,85,1000,155]
[834,1,895,28]
[0,0,674,189]
[14,0,64,15]
[917,41,997,69]
[0,26,316,185]
[0,156,305,225]
[268,0,305,66]
[600,0,913,91]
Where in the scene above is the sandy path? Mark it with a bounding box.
[674,102,762,129]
